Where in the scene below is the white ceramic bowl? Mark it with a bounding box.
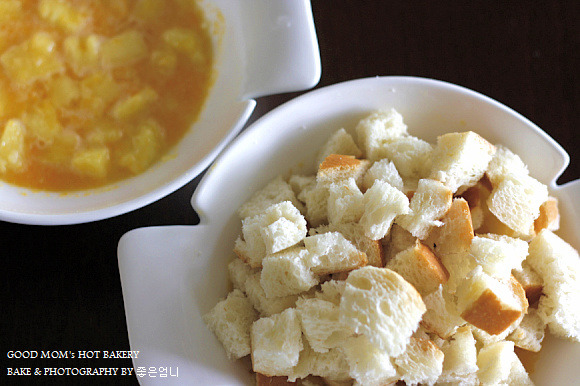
[118,76,580,385]
[0,0,321,225]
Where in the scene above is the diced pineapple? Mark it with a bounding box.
[112,87,158,121]
[118,119,163,174]
[101,30,148,68]
[63,35,102,76]
[0,32,65,85]
[162,28,206,65]
[23,101,63,145]
[151,48,177,76]
[49,76,80,108]
[80,72,121,116]
[0,119,26,173]
[38,0,88,33]
[42,129,80,165]
[134,0,165,21]
[0,0,22,23]
[86,122,123,145]
[72,147,110,178]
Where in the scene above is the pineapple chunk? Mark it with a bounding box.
[0,0,22,23]
[87,123,123,145]
[80,72,121,115]
[0,32,65,85]
[151,48,177,76]
[101,30,148,68]
[49,76,80,108]
[162,28,206,65]
[118,119,163,174]
[72,147,110,178]
[134,0,165,21]
[23,101,63,145]
[0,119,26,173]
[38,0,89,33]
[42,130,80,165]
[112,87,158,121]
[63,35,102,76]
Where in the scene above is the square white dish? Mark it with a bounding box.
[118,76,580,385]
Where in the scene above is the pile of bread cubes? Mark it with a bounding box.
[204,109,580,386]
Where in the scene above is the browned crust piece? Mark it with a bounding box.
[413,241,450,287]
[534,196,559,234]
[426,197,474,257]
[317,154,370,184]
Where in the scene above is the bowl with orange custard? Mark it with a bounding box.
[0,0,321,224]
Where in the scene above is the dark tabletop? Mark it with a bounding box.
[2,1,578,385]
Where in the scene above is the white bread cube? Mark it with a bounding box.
[251,308,303,376]
[386,240,449,297]
[507,308,546,352]
[304,232,367,275]
[429,131,496,193]
[203,289,258,359]
[341,334,399,386]
[512,260,544,306]
[245,272,299,317]
[360,180,410,240]
[228,257,258,293]
[317,154,370,188]
[439,251,477,295]
[469,234,528,280]
[534,196,560,234]
[504,354,534,386]
[384,223,417,264]
[362,159,404,192]
[289,341,351,383]
[339,266,426,357]
[379,135,434,180]
[315,279,346,305]
[393,337,444,386]
[260,247,318,298]
[476,341,520,385]
[327,177,364,225]
[238,176,303,218]
[355,108,408,161]
[316,128,363,167]
[425,197,474,260]
[296,297,353,353]
[456,266,528,335]
[526,229,580,342]
[288,174,316,199]
[299,181,330,227]
[439,326,478,384]
[421,285,466,339]
[486,173,548,237]
[485,144,529,187]
[398,179,453,240]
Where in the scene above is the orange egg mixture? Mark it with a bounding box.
[0,0,214,190]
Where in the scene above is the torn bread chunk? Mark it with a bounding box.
[228,257,258,293]
[304,232,367,275]
[421,285,466,339]
[203,289,258,360]
[260,247,319,298]
[439,326,478,385]
[315,279,346,306]
[526,229,580,342]
[341,334,399,386]
[298,181,330,227]
[469,234,528,280]
[379,135,434,182]
[485,144,529,187]
[355,108,408,161]
[486,172,548,238]
[251,308,303,376]
[456,267,528,335]
[507,308,546,352]
[393,337,444,386]
[534,196,560,234]
[476,340,533,386]
[245,272,299,317]
[425,197,474,260]
[339,266,426,357]
[362,158,404,192]
[512,260,544,306]
[289,341,351,383]
[360,179,410,240]
[384,223,417,264]
[316,154,370,188]
[397,178,453,240]
[238,176,303,219]
[386,240,449,297]
[429,131,496,193]
[327,177,364,225]
[316,128,362,168]
[440,251,477,295]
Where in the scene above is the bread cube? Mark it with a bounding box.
[534,196,560,233]
[163,27,206,65]
[456,267,528,335]
[425,198,474,260]
[260,247,318,298]
[238,176,303,219]
[304,232,367,275]
[289,342,350,383]
[203,289,258,360]
[39,0,88,32]
[118,119,162,174]
[360,180,409,240]
[339,266,426,357]
[63,35,102,76]
[228,258,257,293]
[1,32,64,85]
[315,280,346,306]
[251,308,303,376]
[379,135,434,180]
[512,260,543,306]
[0,119,26,173]
[296,297,353,353]
[485,145,529,187]
[476,341,519,385]
[101,30,148,67]
[383,223,417,264]
[507,308,546,352]
[393,337,444,386]
[341,334,399,386]
[470,234,528,280]
[387,240,448,297]
[487,173,548,237]
[526,229,580,342]
[112,87,158,121]
[421,285,466,339]
[316,128,362,168]
[397,179,453,240]
[317,154,370,187]
[439,326,478,384]
[355,108,408,161]
[362,159,404,191]
[244,272,298,317]
[327,177,364,225]
[429,131,496,193]
[71,147,110,178]
[298,181,329,227]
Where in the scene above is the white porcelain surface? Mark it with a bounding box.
[0,0,321,225]
[118,76,580,385]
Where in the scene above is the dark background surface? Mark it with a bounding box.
[2,1,578,385]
